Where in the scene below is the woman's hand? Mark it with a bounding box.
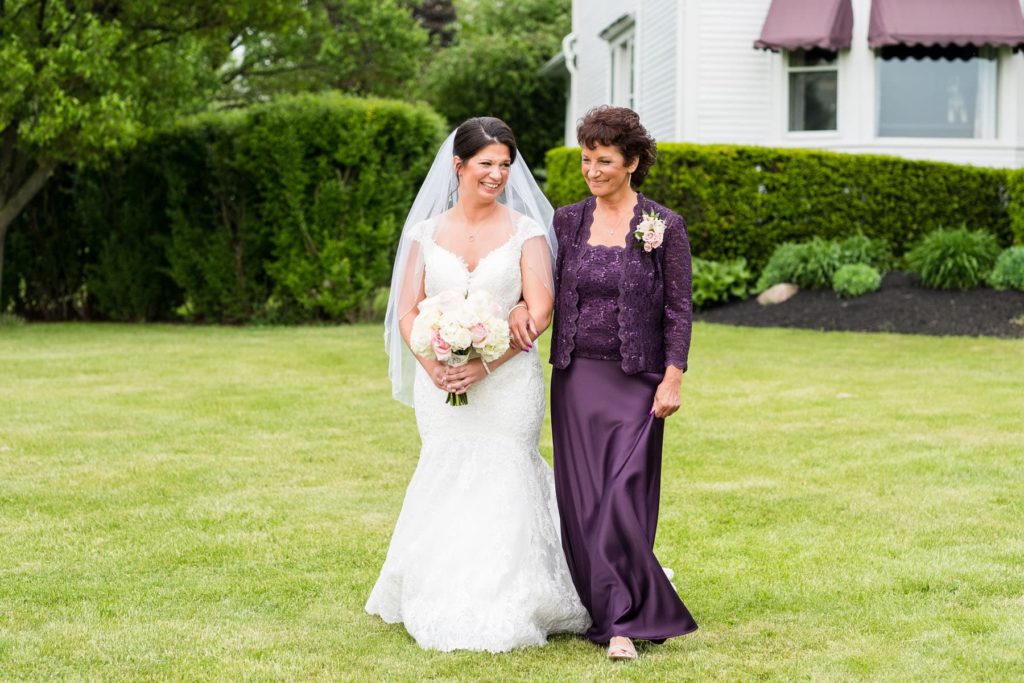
[651,366,684,418]
[508,304,538,351]
[445,358,489,394]
[426,362,448,392]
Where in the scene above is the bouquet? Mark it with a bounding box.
[410,289,511,406]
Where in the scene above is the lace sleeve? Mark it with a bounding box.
[517,215,555,302]
[662,212,693,372]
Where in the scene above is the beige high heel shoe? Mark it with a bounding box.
[607,636,637,661]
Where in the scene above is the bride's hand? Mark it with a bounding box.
[508,305,538,351]
[445,359,488,394]
[427,363,448,392]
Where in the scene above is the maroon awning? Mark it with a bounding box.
[754,0,853,51]
[869,0,1024,49]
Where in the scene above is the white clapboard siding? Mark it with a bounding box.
[636,0,678,140]
[691,0,773,144]
[571,1,639,120]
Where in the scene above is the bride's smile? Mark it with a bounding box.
[455,142,511,202]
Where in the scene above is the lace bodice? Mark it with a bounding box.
[572,245,624,360]
[415,214,547,314]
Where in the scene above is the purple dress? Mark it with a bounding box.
[551,239,698,644]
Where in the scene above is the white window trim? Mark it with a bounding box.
[601,14,636,110]
[784,51,840,135]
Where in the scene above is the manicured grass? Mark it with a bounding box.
[1,322,1022,681]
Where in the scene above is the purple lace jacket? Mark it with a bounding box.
[549,194,693,374]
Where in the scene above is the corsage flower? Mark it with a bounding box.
[633,210,667,252]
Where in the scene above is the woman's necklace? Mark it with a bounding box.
[595,206,632,236]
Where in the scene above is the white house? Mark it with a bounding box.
[550,0,1024,168]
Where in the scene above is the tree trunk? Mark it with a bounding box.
[0,157,58,310]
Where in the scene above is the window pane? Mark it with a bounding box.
[610,35,635,109]
[790,49,838,68]
[789,71,837,131]
[877,55,995,138]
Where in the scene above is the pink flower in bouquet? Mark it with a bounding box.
[431,330,452,361]
[469,322,490,347]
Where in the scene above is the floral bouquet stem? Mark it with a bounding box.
[445,352,471,406]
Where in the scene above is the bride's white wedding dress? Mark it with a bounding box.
[366,214,590,652]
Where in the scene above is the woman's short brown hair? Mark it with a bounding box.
[576,106,657,187]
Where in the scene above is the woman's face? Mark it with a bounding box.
[581,144,638,198]
[455,143,512,204]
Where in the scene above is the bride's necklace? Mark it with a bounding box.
[455,202,498,242]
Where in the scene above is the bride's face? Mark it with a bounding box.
[455,143,512,204]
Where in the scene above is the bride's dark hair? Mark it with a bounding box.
[454,117,518,165]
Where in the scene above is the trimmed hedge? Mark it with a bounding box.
[5,94,446,322]
[547,144,1016,270]
[1009,168,1024,246]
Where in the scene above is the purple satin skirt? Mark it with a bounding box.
[551,356,698,644]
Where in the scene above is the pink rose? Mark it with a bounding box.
[431,330,452,361]
[469,322,489,346]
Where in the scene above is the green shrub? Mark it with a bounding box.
[755,243,803,291]
[166,94,445,323]
[4,171,96,321]
[0,312,26,326]
[1009,168,1024,245]
[546,145,1013,270]
[905,227,1001,290]
[833,263,882,298]
[692,258,753,309]
[838,234,894,273]
[988,246,1024,291]
[756,238,843,291]
[5,94,446,323]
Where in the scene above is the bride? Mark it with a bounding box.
[366,117,590,652]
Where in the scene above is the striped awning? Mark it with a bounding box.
[754,0,854,51]
[869,0,1024,49]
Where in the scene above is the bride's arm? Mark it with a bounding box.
[396,244,448,390]
[508,236,554,349]
[521,240,554,333]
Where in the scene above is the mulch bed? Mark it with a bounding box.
[696,272,1024,339]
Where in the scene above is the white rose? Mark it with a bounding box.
[410,316,434,356]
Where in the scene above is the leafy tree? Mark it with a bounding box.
[421,0,570,166]
[219,0,431,106]
[0,0,298,309]
[411,0,456,47]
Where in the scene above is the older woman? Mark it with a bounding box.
[515,106,697,660]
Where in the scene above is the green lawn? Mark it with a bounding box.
[1,322,1022,681]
